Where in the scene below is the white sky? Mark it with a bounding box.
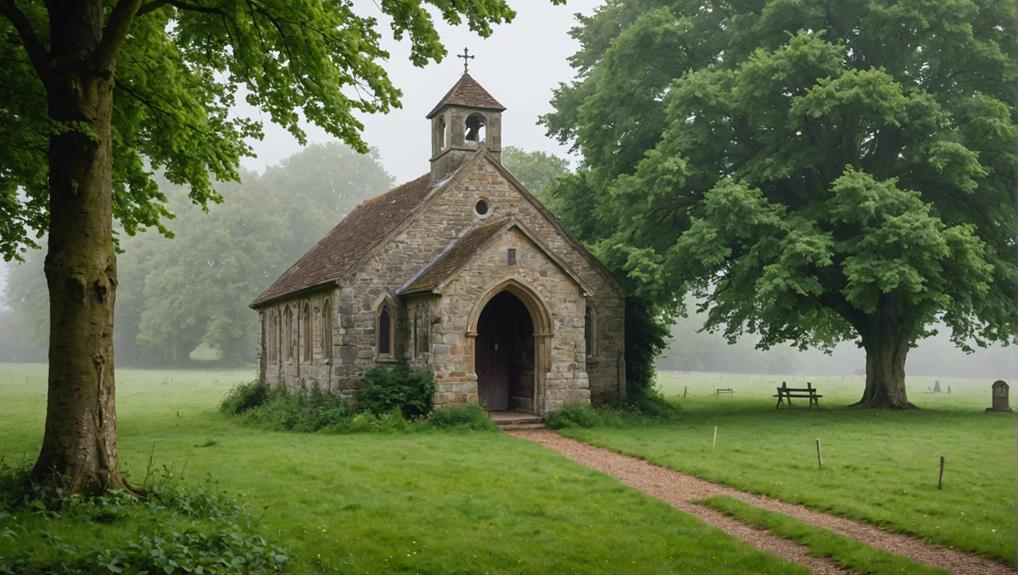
[0,2,600,307]
[240,0,601,183]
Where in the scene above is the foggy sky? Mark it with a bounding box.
[241,0,602,182]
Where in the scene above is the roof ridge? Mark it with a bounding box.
[426,73,506,118]
[399,216,511,294]
[358,172,432,208]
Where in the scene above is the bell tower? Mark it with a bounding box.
[428,60,505,181]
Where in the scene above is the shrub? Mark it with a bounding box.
[546,403,604,429]
[241,384,353,432]
[426,405,499,431]
[219,380,268,415]
[0,467,288,575]
[324,410,413,433]
[631,390,680,418]
[354,364,436,419]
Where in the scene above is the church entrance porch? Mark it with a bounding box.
[475,291,535,412]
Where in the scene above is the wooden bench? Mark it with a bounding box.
[715,387,734,395]
[774,381,822,408]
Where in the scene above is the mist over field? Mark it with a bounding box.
[658,301,1017,380]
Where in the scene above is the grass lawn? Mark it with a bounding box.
[560,371,1017,564]
[1,364,803,574]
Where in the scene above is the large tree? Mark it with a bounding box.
[0,0,526,494]
[545,0,1018,408]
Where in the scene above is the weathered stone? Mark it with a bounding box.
[251,73,625,416]
[986,380,1013,412]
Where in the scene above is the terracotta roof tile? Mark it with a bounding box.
[402,217,512,294]
[251,173,434,307]
[426,74,506,118]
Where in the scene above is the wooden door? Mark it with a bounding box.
[476,316,510,411]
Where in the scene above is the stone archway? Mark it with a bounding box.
[467,279,552,415]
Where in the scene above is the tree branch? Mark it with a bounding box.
[0,0,50,78]
[94,0,143,70]
[137,0,227,17]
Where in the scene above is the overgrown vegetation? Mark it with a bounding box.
[548,394,680,429]
[0,465,287,575]
[699,496,947,575]
[425,404,500,431]
[220,379,269,416]
[220,365,490,434]
[354,363,436,419]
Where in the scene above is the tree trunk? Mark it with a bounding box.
[31,1,132,494]
[852,302,915,410]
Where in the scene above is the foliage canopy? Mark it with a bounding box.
[545,0,1018,407]
[0,0,525,259]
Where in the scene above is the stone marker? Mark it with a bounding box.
[985,380,1013,413]
[932,380,942,393]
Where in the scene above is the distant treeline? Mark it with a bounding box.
[657,300,1017,380]
[3,143,392,366]
[0,145,568,367]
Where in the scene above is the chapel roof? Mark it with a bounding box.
[401,217,512,294]
[426,73,506,118]
[250,173,434,307]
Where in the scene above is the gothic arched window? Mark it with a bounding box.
[584,304,596,359]
[377,303,392,356]
[302,303,312,362]
[283,306,294,361]
[267,313,278,361]
[320,299,333,362]
[437,117,446,149]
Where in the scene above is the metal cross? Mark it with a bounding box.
[457,47,474,74]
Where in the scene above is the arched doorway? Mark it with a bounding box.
[475,291,535,412]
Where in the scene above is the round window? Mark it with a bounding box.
[474,199,490,216]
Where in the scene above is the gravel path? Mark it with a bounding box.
[510,429,1014,575]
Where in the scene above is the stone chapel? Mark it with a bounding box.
[250,72,626,416]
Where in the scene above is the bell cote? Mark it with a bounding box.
[428,73,505,181]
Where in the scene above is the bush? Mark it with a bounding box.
[241,384,353,432]
[219,380,268,415]
[631,390,680,418]
[426,405,499,431]
[354,364,436,419]
[0,467,288,575]
[324,410,413,433]
[546,403,605,429]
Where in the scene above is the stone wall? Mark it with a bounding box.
[256,153,625,412]
[257,287,346,394]
[431,227,589,413]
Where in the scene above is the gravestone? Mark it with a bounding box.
[985,380,1012,413]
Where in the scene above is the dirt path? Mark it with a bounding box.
[509,429,1014,575]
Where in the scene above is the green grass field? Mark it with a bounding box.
[560,371,1017,564]
[1,364,803,574]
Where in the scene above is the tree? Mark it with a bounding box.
[134,143,391,364]
[0,0,526,494]
[500,145,570,200]
[545,0,1018,408]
